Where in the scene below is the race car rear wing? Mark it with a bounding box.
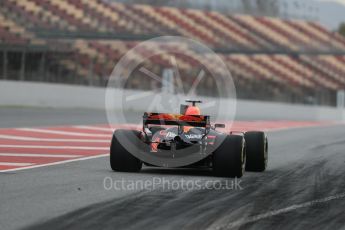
[143,112,210,128]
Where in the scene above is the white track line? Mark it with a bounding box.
[0,134,109,142]
[73,125,113,132]
[0,145,109,150]
[16,128,110,137]
[0,153,82,158]
[211,192,345,230]
[0,162,33,166]
[0,154,108,172]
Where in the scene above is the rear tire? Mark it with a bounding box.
[110,129,142,172]
[244,131,268,172]
[213,135,245,178]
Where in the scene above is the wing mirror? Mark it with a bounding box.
[214,124,225,129]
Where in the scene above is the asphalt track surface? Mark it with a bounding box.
[1,108,345,230]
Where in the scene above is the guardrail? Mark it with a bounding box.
[0,80,344,121]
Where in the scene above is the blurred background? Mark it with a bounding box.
[1,0,345,106]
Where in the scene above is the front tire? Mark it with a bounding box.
[244,131,268,172]
[213,135,246,178]
[110,129,142,172]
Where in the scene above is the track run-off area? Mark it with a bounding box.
[0,121,332,172]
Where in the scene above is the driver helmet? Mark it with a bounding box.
[185,106,200,116]
[183,106,201,132]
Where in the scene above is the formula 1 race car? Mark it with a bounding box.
[110,100,268,177]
